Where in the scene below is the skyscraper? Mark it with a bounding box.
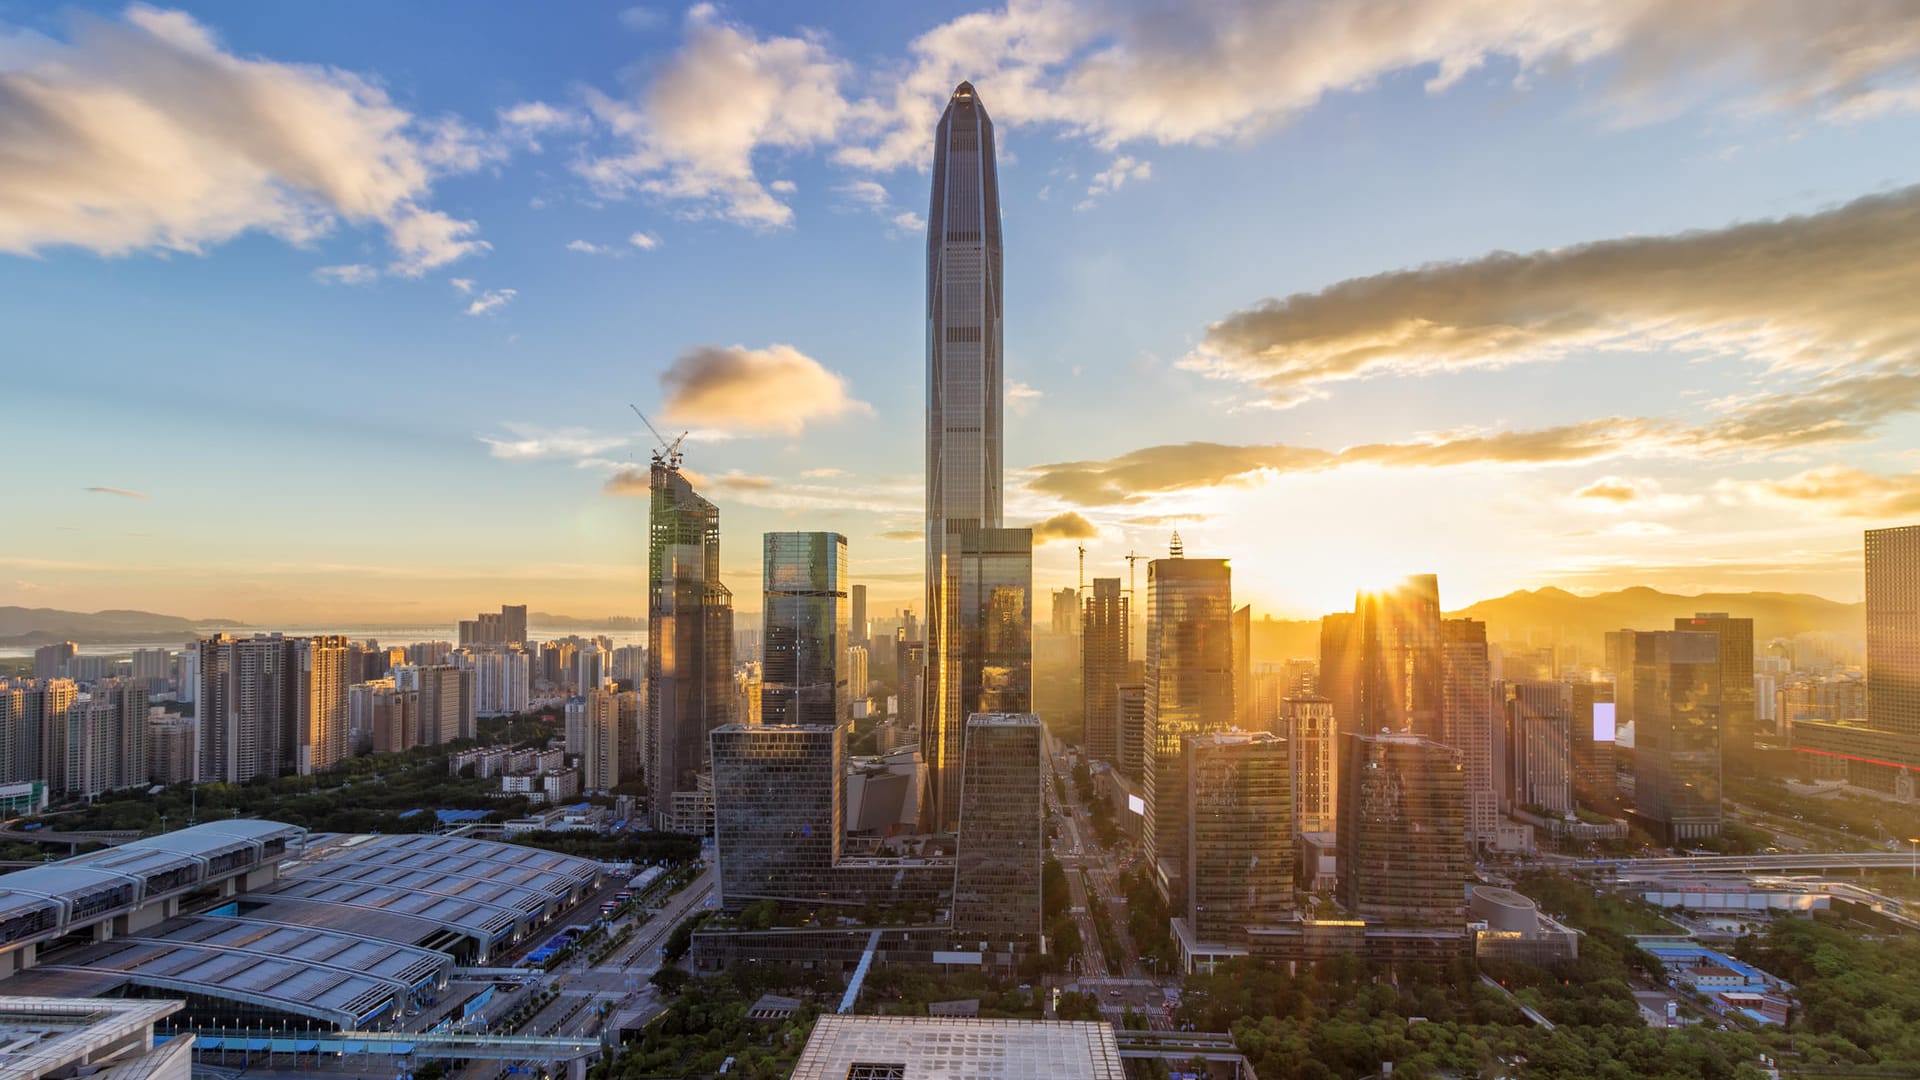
[952,713,1042,951]
[760,532,850,727]
[1676,613,1754,777]
[1868,525,1920,738]
[197,634,297,784]
[1283,695,1337,834]
[54,681,147,798]
[924,80,1016,833]
[1569,678,1618,809]
[1357,575,1443,739]
[851,583,868,655]
[1142,553,1234,898]
[1051,588,1079,637]
[1232,605,1253,731]
[647,459,736,827]
[296,635,349,774]
[1631,630,1723,842]
[710,723,842,907]
[1440,618,1498,845]
[1186,730,1293,942]
[1338,732,1467,927]
[1507,681,1574,815]
[925,524,1032,831]
[1082,577,1129,763]
[584,688,623,792]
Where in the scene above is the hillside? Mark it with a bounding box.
[0,607,236,647]
[1249,586,1863,666]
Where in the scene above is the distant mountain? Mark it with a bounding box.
[528,612,643,628]
[1250,586,1863,666]
[0,607,237,647]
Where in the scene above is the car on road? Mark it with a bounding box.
[1108,990,1123,998]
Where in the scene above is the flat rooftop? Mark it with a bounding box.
[791,1016,1123,1080]
[0,996,182,1078]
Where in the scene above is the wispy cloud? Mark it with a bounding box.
[480,424,628,460]
[313,264,378,286]
[84,486,149,499]
[465,288,517,316]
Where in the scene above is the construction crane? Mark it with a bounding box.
[1124,550,1144,663]
[1077,544,1087,595]
[629,404,688,470]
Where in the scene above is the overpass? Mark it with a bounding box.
[186,1027,602,1068]
[1114,1031,1257,1079]
[1577,851,1918,876]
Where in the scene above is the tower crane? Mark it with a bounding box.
[629,404,688,469]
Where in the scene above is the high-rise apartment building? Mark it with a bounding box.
[647,460,736,825]
[1337,733,1467,927]
[414,665,471,747]
[924,80,1015,835]
[1051,588,1078,637]
[1115,681,1148,782]
[925,524,1031,831]
[952,713,1042,950]
[1082,577,1129,763]
[710,723,842,907]
[851,583,868,655]
[1677,613,1754,776]
[148,714,195,785]
[471,646,532,716]
[458,604,528,648]
[0,679,75,785]
[1142,553,1233,898]
[53,681,147,798]
[1186,731,1293,942]
[1631,630,1723,842]
[196,634,297,784]
[296,635,349,774]
[584,688,623,792]
[33,642,76,681]
[1507,681,1574,814]
[1283,696,1337,834]
[1440,618,1498,844]
[760,532,850,728]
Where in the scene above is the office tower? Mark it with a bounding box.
[647,459,736,823]
[148,714,195,785]
[897,638,926,736]
[1232,605,1253,731]
[952,713,1042,948]
[1140,552,1233,894]
[1440,618,1498,844]
[1187,731,1292,941]
[1283,696,1336,834]
[1319,612,1361,739]
[1604,629,1638,725]
[1570,679,1617,807]
[925,525,1032,831]
[732,664,763,729]
[54,681,147,798]
[1357,575,1443,739]
[1338,733,1467,927]
[846,646,869,706]
[710,723,842,906]
[294,636,350,775]
[33,642,76,681]
[415,665,470,746]
[1507,681,1574,814]
[1051,588,1079,637]
[1631,630,1723,842]
[472,646,532,715]
[1115,681,1148,781]
[760,532,850,727]
[197,634,298,784]
[851,584,869,654]
[584,688,623,792]
[1082,578,1129,763]
[1677,613,1754,776]
[925,79,1008,831]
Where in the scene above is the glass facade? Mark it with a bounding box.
[1338,733,1467,927]
[952,713,1041,948]
[1631,630,1723,841]
[760,532,850,728]
[1142,556,1233,893]
[711,723,842,906]
[1187,731,1293,941]
[1082,578,1129,764]
[648,463,735,826]
[926,525,1031,830]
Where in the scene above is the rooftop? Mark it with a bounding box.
[0,996,183,1079]
[791,1016,1123,1080]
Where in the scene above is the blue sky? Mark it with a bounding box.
[6,1,1920,623]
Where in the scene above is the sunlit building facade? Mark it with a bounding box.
[1187,730,1293,941]
[1631,630,1724,842]
[1082,577,1129,764]
[648,461,735,827]
[953,713,1042,950]
[925,525,1031,831]
[760,532,850,728]
[1142,554,1234,898]
[1338,732,1467,927]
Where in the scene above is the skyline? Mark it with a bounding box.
[9,2,1920,624]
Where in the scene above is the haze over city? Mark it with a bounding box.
[9,2,1920,624]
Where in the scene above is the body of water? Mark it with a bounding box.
[0,624,648,659]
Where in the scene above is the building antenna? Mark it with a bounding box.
[628,404,688,470]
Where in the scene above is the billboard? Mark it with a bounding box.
[1127,794,1146,816]
[1593,702,1617,742]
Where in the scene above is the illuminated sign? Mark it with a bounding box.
[1593,702,1617,742]
[1126,794,1146,816]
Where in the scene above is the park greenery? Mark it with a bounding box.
[590,964,821,1080]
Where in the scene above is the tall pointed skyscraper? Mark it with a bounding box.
[923,81,1030,831]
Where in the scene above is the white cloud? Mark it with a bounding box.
[1077,155,1150,209]
[1007,380,1043,416]
[628,230,660,250]
[619,6,663,32]
[0,6,496,271]
[660,342,870,436]
[465,287,517,316]
[576,5,850,227]
[891,210,926,232]
[449,277,475,294]
[566,239,611,254]
[479,423,628,460]
[834,180,923,238]
[313,263,377,285]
